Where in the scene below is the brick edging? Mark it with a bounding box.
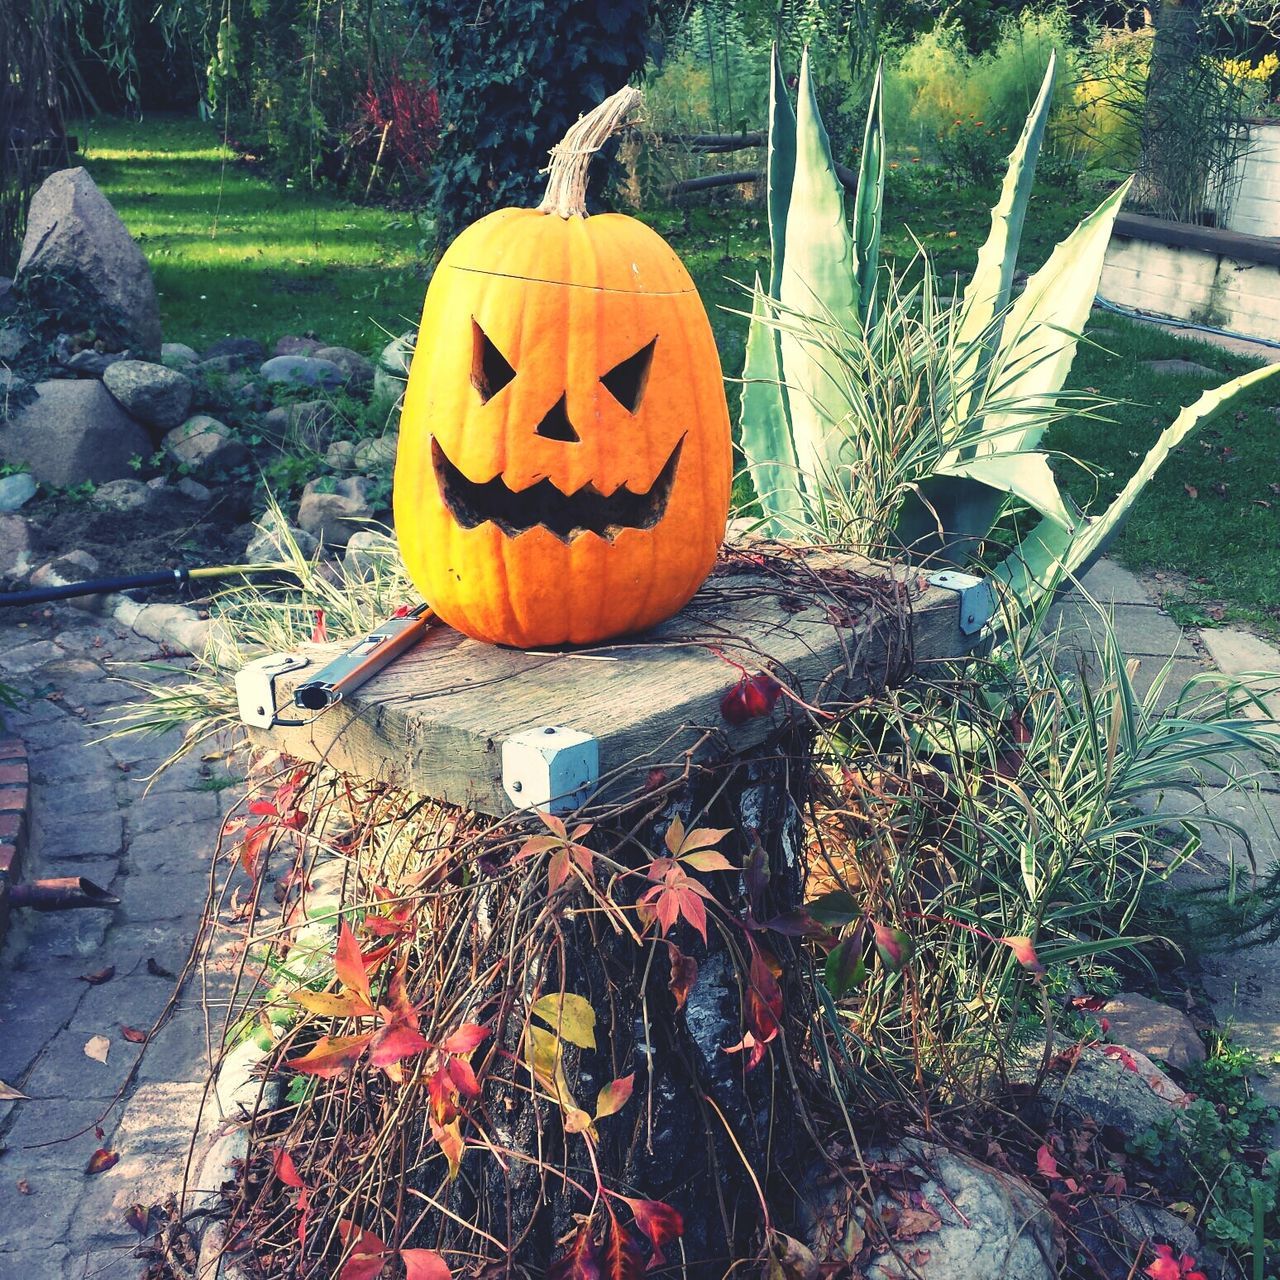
[0,731,30,943]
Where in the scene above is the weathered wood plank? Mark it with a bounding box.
[250,550,981,813]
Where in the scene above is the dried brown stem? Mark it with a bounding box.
[537,85,642,218]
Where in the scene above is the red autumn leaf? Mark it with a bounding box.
[311,609,328,644]
[285,1032,373,1077]
[238,822,271,877]
[121,1025,148,1044]
[604,1221,644,1280]
[85,1148,119,1175]
[79,966,115,986]
[438,1023,489,1056]
[382,960,419,1028]
[549,1223,604,1280]
[595,1074,635,1119]
[1145,1243,1207,1280]
[367,1021,430,1070]
[430,1116,464,1179]
[401,1249,453,1280]
[1001,935,1046,975]
[125,1204,149,1234]
[872,922,913,972]
[336,1220,390,1280]
[273,1148,305,1188]
[1068,994,1107,1012]
[720,672,781,725]
[745,943,783,1046]
[620,1197,684,1267]
[1184,483,1198,500]
[334,921,373,1007]
[1102,1044,1140,1073]
[445,1054,481,1098]
[1035,1143,1060,1180]
[723,1029,767,1071]
[667,944,698,1011]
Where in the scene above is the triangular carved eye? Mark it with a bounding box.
[600,337,656,413]
[471,319,515,402]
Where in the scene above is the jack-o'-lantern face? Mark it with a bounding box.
[394,207,732,648]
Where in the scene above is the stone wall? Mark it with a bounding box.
[1098,212,1280,343]
[1225,121,1280,239]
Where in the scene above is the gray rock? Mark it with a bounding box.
[195,354,240,377]
[1143,358,1218,379]
[297,476,374,547]
[371,330,414,428]
[313,344,374,385]
[161,342,199,369]
[354,432,397,471]
[0,513,36,579]
[0,379,151,486]
[102,359,194,431]
[325,439,357,470]
[0,472,37,512]
[0,324,33,363]
[274,334,324,357]
[29,550,105,611]
[803,1142,1060,1280]
[201,336,264,367]
[245,511,319,563]
[15,167,162,356]
[60,347,129,378]
[176,477,212,503]
[90,478,154,513]
[261,399,337,451]
[1018,1042,1191,1147]
[162,415,249,474]
[259,354,345,390]
[1098,993,1206,1071]
[227,369,270,411]
[342,529,398,581]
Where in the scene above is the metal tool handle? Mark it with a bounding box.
[292,604,434,712]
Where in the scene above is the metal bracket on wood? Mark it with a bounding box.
[502,726,599,816]
[927,570,997,636]
[235,653,311,729]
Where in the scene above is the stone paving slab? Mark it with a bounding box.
[0,603,246,1276]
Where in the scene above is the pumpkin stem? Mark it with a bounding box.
[538,85,642,219]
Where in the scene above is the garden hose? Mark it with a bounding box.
[0,563,275,608]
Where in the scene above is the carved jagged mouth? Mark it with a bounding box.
[432,437,684,542]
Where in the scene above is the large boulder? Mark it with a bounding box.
[0,379,151,487]
[103,359,194,431]
[16,168,162,357]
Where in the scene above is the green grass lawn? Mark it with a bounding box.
[76,115,1280,631]
[76,115,428,354]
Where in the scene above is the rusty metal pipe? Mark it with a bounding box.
[8,877,120,912]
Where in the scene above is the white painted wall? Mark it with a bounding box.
[1098,234,1280,342]
[1226,122,1280,238]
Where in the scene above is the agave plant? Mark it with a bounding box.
[740,48,1280,609]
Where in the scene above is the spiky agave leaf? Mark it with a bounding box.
[738,277,806,535]
[995,362,1280,610]
[766,44,797,301]
[777,48,860,485]
[852,62,885,329]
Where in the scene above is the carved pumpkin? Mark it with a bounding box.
[394,89,731,648]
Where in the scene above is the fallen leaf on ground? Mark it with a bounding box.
[1183,484,1198,500]
[121,1026,148,1044]
[0,1080,29,1101]
[85,1148,119,1175]
[146,958,175,979]
[125,1204,149,1234]
[84,1035,110,1064]
[16,1179,31,1195]
[78,966,115,986]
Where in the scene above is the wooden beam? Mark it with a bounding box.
[249,550,983,815]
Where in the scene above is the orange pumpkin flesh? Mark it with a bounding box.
[393,204,732,649]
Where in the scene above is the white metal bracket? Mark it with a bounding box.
[502,726,599,815]
[235,653,311,729]
[927,570,997,636]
